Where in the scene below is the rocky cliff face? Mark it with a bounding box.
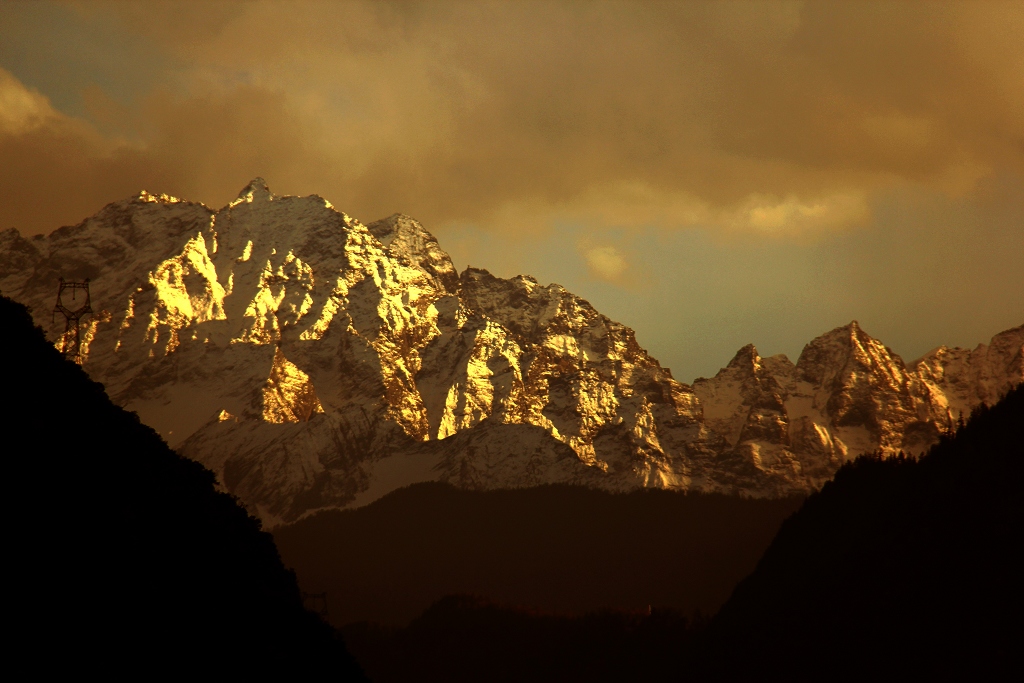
[4,180,1021,526]
[689,321,1004,496]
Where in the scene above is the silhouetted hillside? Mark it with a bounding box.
[1,296,365,679]
[342,596,699,683]
[274,483,803,626]
[696,383,1024,680]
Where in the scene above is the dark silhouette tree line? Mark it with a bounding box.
[694,382,1024,680]
[1,296,365,679]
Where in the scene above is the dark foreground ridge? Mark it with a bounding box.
[696,382,1024,680]
[274,483,804,626]
[343,595,702,683]
[1,296,365,679]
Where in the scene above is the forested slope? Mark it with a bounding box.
[1,296,365,679]
[696,383,1024,680]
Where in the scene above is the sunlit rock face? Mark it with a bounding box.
[421,267,713,488]
[4,180,1021,526]
[912,325,1024,426]
[692,321,1024,494]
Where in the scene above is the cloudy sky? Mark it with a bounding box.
[2,1,1021,380]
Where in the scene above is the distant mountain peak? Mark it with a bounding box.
[726,344,762,371]
[232,177,274,205]
[811,320,867,345]
[367,213,458,292]
[795,320,903,384]
[2,180,1020,525]
[137,189,184,204]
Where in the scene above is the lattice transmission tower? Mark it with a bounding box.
[52,278,92,364]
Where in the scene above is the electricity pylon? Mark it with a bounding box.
[53,278,92,364]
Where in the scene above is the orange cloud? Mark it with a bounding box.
[0,1,1021,238]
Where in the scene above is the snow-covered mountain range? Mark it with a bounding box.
[3,179,1021,526]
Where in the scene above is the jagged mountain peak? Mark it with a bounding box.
[461,265,494,281]
[461,267,572,305]
[805,320,869,347]
[367,213,458,293]
[232,177,274,204]
[912,324,1024,420]
[137,189,185,204]
[796,320,906,385]
[3,180,1021,525]
[458,266,608,345]
[725,344,762,372]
